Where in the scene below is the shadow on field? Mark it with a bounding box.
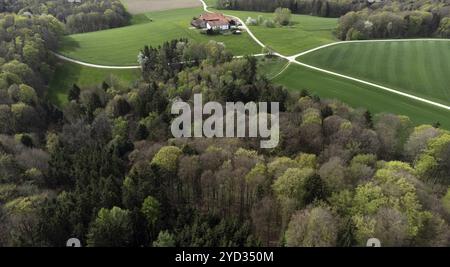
[59,36,81,53]
[48,61,83,107]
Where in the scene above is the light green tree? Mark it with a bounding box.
[273,168,315,204]
[87,207,133,247]
[351,161,431,245]
[415,133,450,184]
[153,230,175,247]
[141,196,160,230]
[285,206,339,247]
[273,167,316,226]
[18,84,37,105]
[274,8,291,26]
[151,146,183,172]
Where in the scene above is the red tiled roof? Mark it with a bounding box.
[207,19,229,27]
[200,12,228,22]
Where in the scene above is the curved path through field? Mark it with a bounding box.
[287,39,450,111]
[52,52,141,69]
[201,0,450,111]
[53,0,450,111]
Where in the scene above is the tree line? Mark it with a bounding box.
[0,0,131,34]
[217,0,368,18]
[215,0,450,38]
[337,4,450,39]
[0,13,64,136]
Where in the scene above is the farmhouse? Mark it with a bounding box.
[191,12,236,31]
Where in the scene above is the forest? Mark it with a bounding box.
[336,0,450,39]
[0,13,64,135]
[217,0,365,17]
[1,1,450,247]
[0,0,130,33]
[217,0,450,39]
[1,30,450,246]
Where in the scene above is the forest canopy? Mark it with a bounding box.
[0,0,450,247]
[1,36,450,246]
[0,0,130,33]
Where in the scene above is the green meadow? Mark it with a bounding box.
[210,9,338,55]
[48,61,140,107]
[298,40,450,106]
[257,57,289,79]
[58,7,261,66]
[274,63,450,129]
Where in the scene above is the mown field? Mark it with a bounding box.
[298,40,450,106]
[274,64,450,129]
[58,7,261,66]
[209,8,338,55]
[257,57,289,79]
[48,61,140,107]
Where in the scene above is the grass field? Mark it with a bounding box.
[274,64,450,129]
[298,40,450,106]
[209,9,338,55]
[204,0,217,7]
[58,7,261,66]
[120,0,201,14]
[129,13,152,25]
[48,61,140,107]
[257,57,289,79]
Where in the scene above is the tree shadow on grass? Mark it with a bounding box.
[48,61,82,107]
[58,36,81,53]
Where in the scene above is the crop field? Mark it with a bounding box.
[274,63,450,129]
[298,40,450,106]
[48,61,140,107]
[120,0,201,14]
[58,7,261,66]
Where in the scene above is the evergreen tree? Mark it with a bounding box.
[68,84,81,102]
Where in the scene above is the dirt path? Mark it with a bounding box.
[52,52,141,69]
